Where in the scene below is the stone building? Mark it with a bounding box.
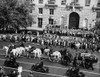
[26,0,100,30]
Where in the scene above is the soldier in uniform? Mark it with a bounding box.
[73,55,77,67]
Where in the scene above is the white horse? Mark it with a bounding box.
[11,49,18,57]
[51,51,61,62]
[44,48,50,56]
[19,47,26,56]
[32,48,42,59]
[11,47,22,58]
[11,47,24,58]
[17,47,23,57]
[35,48,42,58]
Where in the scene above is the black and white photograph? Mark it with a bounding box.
[0,0,100,77]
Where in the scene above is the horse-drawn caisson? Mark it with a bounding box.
[76,52,98,70]
[78,52,98,63]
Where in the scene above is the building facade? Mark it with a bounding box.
[26,0,100,30]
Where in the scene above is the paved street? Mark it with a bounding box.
[0,55,100,77]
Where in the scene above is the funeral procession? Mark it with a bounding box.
[0,0,100,77]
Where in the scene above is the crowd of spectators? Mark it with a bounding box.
[0,25,100,52]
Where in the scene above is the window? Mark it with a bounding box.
[48,0,55,4]
[39,0,43,4]
[61,0,66,5]
[39,8,43,14]
[85,0,91,6]
[38,18,43,28]
[49,18,54,25]
[97,0,100,7]
[97,12,100,18]
[50,9,54,15]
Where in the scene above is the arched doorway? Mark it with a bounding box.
[69,12,80,29]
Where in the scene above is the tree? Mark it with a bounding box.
[0,0,33,33]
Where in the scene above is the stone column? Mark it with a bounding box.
[59,15,64,25]
[82,18,88,29]
[66,14,69,29]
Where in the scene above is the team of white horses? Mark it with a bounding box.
[3,44,62,62]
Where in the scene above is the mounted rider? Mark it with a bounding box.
[36,61,44,69]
